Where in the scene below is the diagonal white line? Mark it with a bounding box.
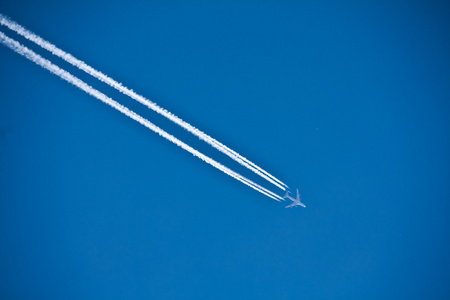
[0,30,284,202]
[0,13,288,191]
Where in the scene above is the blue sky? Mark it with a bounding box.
[1,1,449,299]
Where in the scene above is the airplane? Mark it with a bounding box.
[283,189,306,208]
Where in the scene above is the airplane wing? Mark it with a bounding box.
[285,201,298,208]
[296,189,300,199]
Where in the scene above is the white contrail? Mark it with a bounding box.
[0,30,284,202]
[0,14,288,191]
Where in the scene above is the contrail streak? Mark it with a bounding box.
[0,13,288,191]
[0,30,283,202]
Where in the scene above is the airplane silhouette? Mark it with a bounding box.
[283,189,306,208]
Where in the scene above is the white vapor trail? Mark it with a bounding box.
[0,14,288,191]
[0,30,283,202]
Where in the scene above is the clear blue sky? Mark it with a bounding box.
[1,1,449,299]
